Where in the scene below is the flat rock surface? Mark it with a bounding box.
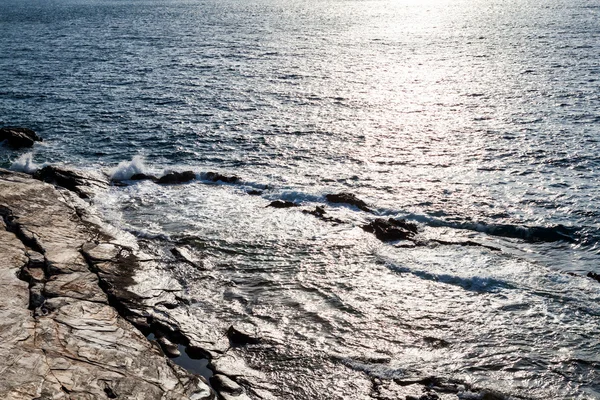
[0,169,213,400]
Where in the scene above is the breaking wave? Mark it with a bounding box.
[10,152,44,174]
[109,155,148,181]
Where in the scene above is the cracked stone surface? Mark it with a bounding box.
[0,169,214,400]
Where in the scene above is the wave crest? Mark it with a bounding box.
[110,155,147,181]
[10,152,44,174]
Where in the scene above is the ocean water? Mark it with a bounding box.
[1,0,600,398]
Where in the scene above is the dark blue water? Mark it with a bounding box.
[2,0,600,398]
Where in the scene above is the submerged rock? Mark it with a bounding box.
[326,192,371,212]
[363,218,418,241]
[305,205,327,217]
[204,171,239,184]
[267,200,298,208]
[588,272,600,283]
[157,170,196,184]
[33,165,109,199]
[0,126,42,148]
[247,189,263,196]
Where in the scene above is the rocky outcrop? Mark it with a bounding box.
[157,171,197,184]
[0,126,42,148]
[588,272,600,283]
[131,173,159,181]
[362,218,418,241]
[33,165,109,199]
[267,200,298,208]
[0,169,214,399]
[302,205,344,224]
[204,172,239,184]
[325,192,371,212]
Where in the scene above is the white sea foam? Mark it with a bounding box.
[110,155,147,181]
[10,152,44,173]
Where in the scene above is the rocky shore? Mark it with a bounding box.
[2,128,572,400]
[0,168,216,399]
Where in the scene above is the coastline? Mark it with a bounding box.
[0,163,524,400]
[0,168,219,399]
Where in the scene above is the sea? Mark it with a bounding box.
[1,0,599,398]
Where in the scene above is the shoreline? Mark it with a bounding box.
[0,167,241,399]
[0,164,529,400]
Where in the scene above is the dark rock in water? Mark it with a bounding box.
[34,165,108,199]
[302,205,344,224]
[157,171,196,184]
[363,218,417,241]
[210,374,243,396]
[0,127,42,148]
[247,190,263,196]
[157,336,181,358]
[267,200,298,208]
[130,173,158,181]
[588,272,600,283]
[204,172,239,184]
[326,192,371,212]
[226,325,260,345]
[304,205,327,217]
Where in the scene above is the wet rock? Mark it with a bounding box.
[204,171,239,184]
[363,218,418,241]
[211,374,244,396]
[0,126,42,148]
[226,325,261,345]
[326,192,371,212]
[267,200,298,208]
[305,205,327,217]
[130,173,158,181]
[302,205,345,224]
[587,272,600,283]
[157,336,181,358]
[33,165,108,199]
[247,190,263,196]
[157,170,196,184]
[171,246,203,268]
